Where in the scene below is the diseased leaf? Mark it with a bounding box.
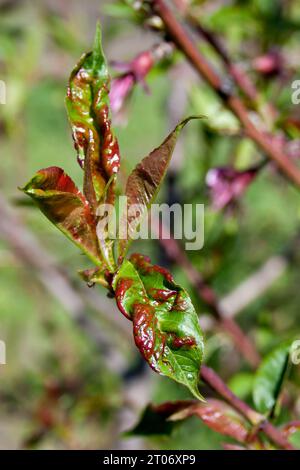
[65,24,120,270]
[112,254,204,400]
[129,399,249,444]
[66,24,120,206]
[21,166,101,265]
[118,116,202,261]
[170,399,249,443]
[253,342,292,416]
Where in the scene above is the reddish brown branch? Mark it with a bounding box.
[201,365,294,450]
[172,0,259,103]
[152,0,300,187]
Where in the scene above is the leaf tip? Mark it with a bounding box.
[92,21,107,74]
[177,114,206,132]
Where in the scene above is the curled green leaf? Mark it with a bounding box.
[112,254,204,400]
[65,23,120,210]
[65,24,120,270]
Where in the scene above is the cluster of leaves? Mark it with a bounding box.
[21,25,204,400]
[15,2,300,448]
[1,0,299,451]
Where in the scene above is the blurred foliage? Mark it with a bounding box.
[0,0,300,449]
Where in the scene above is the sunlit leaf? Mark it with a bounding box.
[65,24,120,269]
[112,254,204,400]
[21,166,101,265]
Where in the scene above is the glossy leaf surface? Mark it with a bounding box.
[112,254,204,399]
[65,25,120,270]
[65,24,120,209]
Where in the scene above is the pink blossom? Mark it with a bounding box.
[110,50,154,114]
[252,51,282,76]
[110,74,135,114]
[206,166,258,210]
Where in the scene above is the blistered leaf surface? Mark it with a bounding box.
[112,254,204,399]
[22,166,100,264]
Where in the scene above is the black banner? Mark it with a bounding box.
[0,449,298,466]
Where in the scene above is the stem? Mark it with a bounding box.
[152,0,300,187]
[172,0,259,103]
[200,365,294,450]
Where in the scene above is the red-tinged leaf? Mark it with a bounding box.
[21,167,101,265]
[169,399,249,443]
[112,254,204,400]
[66,25,120,270]
[129,398,250,444]
[66,24,120,210]
[118,116,202,261]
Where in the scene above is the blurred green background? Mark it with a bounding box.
[0,0,300,449]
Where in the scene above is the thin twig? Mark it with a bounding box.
[172,0,259,103]
[201,365,294,450]
[152,0,300,187]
